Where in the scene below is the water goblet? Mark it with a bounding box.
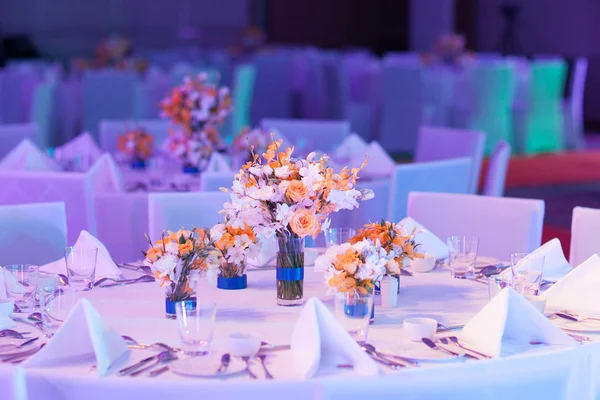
[446,236,479,279]
[334,291,373,345]
[511,253,545,296]
[64,246,98,291]
[2,264,39,312]
[324,228,356,247]
[39,286,78,338]
[175,301,217,357]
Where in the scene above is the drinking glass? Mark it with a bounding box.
[487,275,512,300]
[3,264,39,312]
[334,291,373,345]
[511,253,545,296]
[175,301,217,356]
[324,228,356,247]
[39,287,77,338]
[446,236,479,279]
[64,246,98,291]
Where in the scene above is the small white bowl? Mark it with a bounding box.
[525,296,546,313]
[227,332,262,357]
[403,317,438,342]
[410,255,436,273]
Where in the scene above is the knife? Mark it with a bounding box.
[118,354,159,376]
[257,344,291,354]
[421,338,461,357]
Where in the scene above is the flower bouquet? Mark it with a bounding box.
[161,73,232,174]
[116,127,154,169]
[231,126,271,169]
[207,222,261,290]
[221,138,373,306]
[143,228,215,318]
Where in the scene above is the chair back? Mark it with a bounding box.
[483,141,511,197]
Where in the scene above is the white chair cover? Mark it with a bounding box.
[407,192,544,259]
[87,153,125,194]
[261,118,349,155]
[0,202,67,266]
[133,67,170,119]
[148,192,228,241]
[82,70,137,136]
[388,157,472,222]
[379,63,424,154]
[0,66,40,124]
[570,206,600,267]
[0,138,59,172]
[0,171,96,243]
[250,51,293,125]
[99,119,175,153]
[483,141,511,197]
[563,58,588,150]
[29,79,57,148]
[0,123,39,159]
[200,172,236,192]
[54,132,103,171]
[414,126,485,194]
[230,65,256,138]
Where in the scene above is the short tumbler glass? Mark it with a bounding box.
[446,236,479,279]
[3,264,39,312]
[39,287,77,338]
[334,291,373,345]
[64,246,98,291]
[324,228,356,247]
[511,253,545,296]
[176,301,217,356]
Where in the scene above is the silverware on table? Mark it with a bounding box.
[257,354,273,379]
[241,356,257,379]
[360,345,406,369]
[437,323,464,333]
[148,366,170,377]
[94,275,155,288]
[0,337,39,350]
[257,344,291,354]
[2,344,46,363]
[217,353,231,374]
[118,351,170,376]
[122,335,180,352]
[554,310,600,323]
[129,352,178,377]
[0,330,31,339]
[11,317,43,331]
[361,343,417,367]
[421,338,461,357]
[441,337,490,359]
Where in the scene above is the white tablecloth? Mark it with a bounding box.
[3,266,600,400]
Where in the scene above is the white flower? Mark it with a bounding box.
[248,185,276,201]
[153,253,179,280]
[275,203,294,226]
[165,242,179,255]
[327,189,360,211]
[210,224,226,242]
[299,163,323,190]
[274,165,292,179]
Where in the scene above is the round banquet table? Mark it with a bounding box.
[3,265,600,400]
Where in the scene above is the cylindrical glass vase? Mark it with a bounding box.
[276,235,304,306]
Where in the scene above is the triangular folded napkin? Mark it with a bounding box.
[206,152,232,173]
[87,153,125,193]
[542,254,600,316]
[400,217,447,260]
[40,230,122,279]
[349,141,395,179]
[25,299,128,376]
[460,287,576,357]
[334,133,368,160]
[0,139,59,172]
[54,132,102,170]
[500,238,572,282]
[291,297,379,378]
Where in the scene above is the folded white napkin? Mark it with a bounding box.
[25,299,128,376]
[499,238,572,282]
[40,230,122,279]
[542,254,600,315]
[291,297,379,378]
[87,153,125,193]
[247,234,277,268]
[206,152,232,173]
[460,287,575,357]
[0,139,59,172]
[54,132,102,170]
[400,217,447,260]
[334,133,368,160]
[349,141,395,179]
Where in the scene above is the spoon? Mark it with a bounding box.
[441,337,490,359]
[129,352,178,377]
[361,343,417,367]
[57,274,69,286]
[28,312,43,323]
[122,336,180,353]
[475,265,502,279]
[0,330,31,339]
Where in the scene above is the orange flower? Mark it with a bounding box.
[286,180,309,203]
[290,209,320,238]
[145,247,163,263]
[178,241,193,255]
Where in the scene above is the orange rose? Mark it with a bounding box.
[178,241,193,255]
[290,209,320,238]
[145,247,163,263]
[286,180,309,203]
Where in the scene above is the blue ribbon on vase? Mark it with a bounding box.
[276,267,304,281]
[217,274,247,290]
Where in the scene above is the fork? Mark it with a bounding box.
[241,356,257,379]
[257,354,273,379]
[554,310,600,323]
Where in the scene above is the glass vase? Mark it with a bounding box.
[276,235,304,306]
[165,281,196,319]
[217,262,247,290]
[334,291,374,344]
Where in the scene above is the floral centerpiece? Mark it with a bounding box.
[161,73,232,174]
[221,138,373,306]
[206,222,261,290]
[116,127,154,169]
[231,126,271,168]
[143,228,215,318]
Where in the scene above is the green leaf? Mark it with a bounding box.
[179,234,186,244]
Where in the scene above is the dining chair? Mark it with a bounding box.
[82,70,137,137]
[200,172,236,192]
[87,153,125,194]
[229,64,256,140]
[407,192,544,259]
[29,78,57,148]
[569,206,600,267]
[261,118,350,155]
[250,51,293,125]
[99,119,175,153]
[148,192,228,241]
[133,66,170,119]
[0,202,67,265]
[0,138,60,172]
[0,123,39,159]
[0,171,96,243]
[387,157,472,222]
[513,59,567,154]
[482,141,511,197]
[414,126,485,194]
[563,57,588,150]
[378,63,424,154]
